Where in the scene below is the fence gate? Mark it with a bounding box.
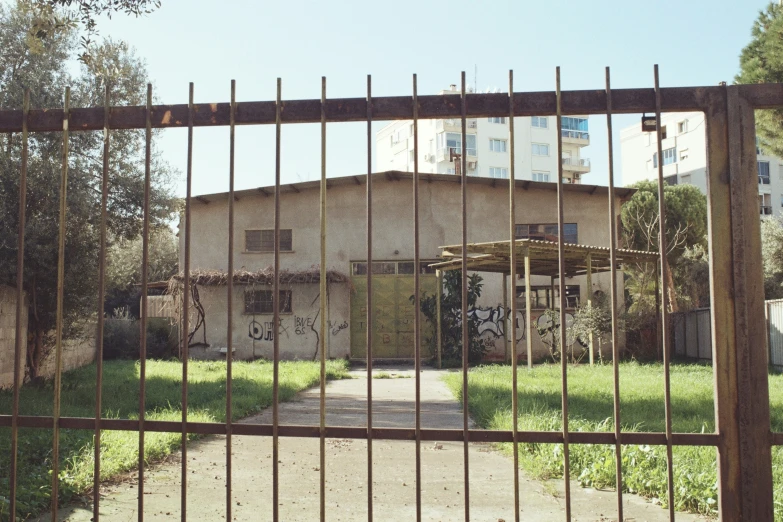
[0,69,779,522]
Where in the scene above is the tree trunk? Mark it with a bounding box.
[665,256,679,313]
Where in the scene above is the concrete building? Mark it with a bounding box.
[178,171,634,363]
[376,85,590,184]
[620,111,783,218]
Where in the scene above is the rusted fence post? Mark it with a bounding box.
[707,85,773,521]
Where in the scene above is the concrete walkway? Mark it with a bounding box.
[50,368,705,521]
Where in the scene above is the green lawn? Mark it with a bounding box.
[0,359,349,521]
[443,362,783,520]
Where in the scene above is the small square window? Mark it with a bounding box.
[489,139,507,153]
[680,149,689,161]
[532,116,548,129]
[246,229,293,252]
[532,143,549,156]
[678,121,687,134]
[244,290,292,314]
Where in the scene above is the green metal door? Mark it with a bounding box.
[350,274,437,358]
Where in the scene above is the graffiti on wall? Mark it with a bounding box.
[467,305,526,342]
[535,312,588,349]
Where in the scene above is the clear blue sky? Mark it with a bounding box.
[94,0,770,196]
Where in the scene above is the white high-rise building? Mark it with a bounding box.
[620,111,783,219]
[375,85,591,184]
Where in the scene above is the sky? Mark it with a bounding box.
[87,0,771,196]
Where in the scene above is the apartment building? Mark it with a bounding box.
[620,111,783,218]
[376,85,591,184]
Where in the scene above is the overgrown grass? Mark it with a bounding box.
[0,359,349,521]
[443,362,783,520]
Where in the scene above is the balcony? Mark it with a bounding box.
[561,157,591,173]
[561,129,590,145]
[437,146,477,162]
[761,205,773,216]
[437,118,477,131]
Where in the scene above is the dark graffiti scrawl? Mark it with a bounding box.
[467,305,525,341]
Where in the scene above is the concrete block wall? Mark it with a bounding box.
[0,286,27,389]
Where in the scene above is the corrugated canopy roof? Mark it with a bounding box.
[431,239,658,278]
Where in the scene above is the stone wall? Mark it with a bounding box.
[0,286,27,389]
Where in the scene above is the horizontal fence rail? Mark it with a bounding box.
[0,71,778,522]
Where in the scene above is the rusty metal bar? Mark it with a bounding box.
[181,82,194,522]
[460,70,471,521]
[507,69,520,522]
[436,269,442,369]
[226,79,236,521]
[272,77,282,522]
[0,414,722,445]
[319,75,327,522]
[653,65,676,521]
[714,85,773,520]
[524,251,532,370]
[93,84,111,522]
[51,86,70,522]
[365,74,374,522]
[605,67,624,522]
[138,83,153,522]
[8,88,29,522]
[554,67,572,521]
[412,73,423,522]
[0,86,737,133]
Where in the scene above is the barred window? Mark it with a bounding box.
[245,229,293,252]
[244,290,292,314]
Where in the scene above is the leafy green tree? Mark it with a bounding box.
[105,226,178,317]
[736,2,783,157]
[761,216,783,299]
[414,270,488,364]
[621,180,708,313]
[0,1,176,378]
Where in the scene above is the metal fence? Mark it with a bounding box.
[0,68,779,521]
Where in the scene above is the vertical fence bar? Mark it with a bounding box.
[273,77,282,522]
[93,84,111,522]
[51,86,70,522]
[138,83,152,522]
[460,70,471,522]
[653,65,676,521]
[366,74,374,522]
[226,79,236,522]
[181,82,194,522]
[436,269,442,369]
[554,67,572,521]
[412,73,423,522]
[8,88,30,522]
[319,75,327,522]
[524,251,532,371]
[604,66,624,522]
[508,69,520,522]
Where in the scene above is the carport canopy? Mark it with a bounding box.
[429,238,658,278]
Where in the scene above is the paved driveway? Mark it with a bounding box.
[50,368,704,521]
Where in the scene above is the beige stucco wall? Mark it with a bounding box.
[181,177,628,361]
[37,321,97,380]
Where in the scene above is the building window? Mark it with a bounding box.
[561,117,589,139]
[680,149,689,161]
[445,167,455,175]
[489,139,507,153]
[660,126,667,140]
[488,167,509,179]
[488,117,506,124]
[532,116,548,129]
[759,161,771,184]
[652,147,676,168]
[244,290,292,314]
[516,285,580,309]
[515,223,578,244]
[678,120,687,134]
[246,229,293,252]
[437,132,477,156]
[532,171,550,182]
[532,143,550,156]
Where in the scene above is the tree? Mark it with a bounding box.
[736,2,783,157]
[414,270,488,364]
[105,225,178,317]
[621,180,708,313]
[761,216,783,299]
[0,1,176,378]
[25,0,162,63]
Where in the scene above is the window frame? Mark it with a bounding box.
[515,222,578,244]
[532,171,550,182]
[489,138,507,153]
[531,116,548,129]
[245,229,293,252]
[532,143,550,156]
[488,167,509,179]
[244,289,293,315]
